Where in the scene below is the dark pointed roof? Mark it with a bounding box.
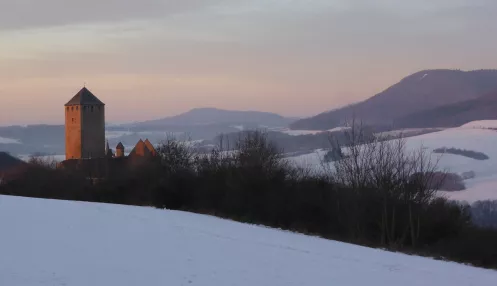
[116,142,125,150]
[144,139,157,155]
[129,140,149,158]
[65,87,105,106]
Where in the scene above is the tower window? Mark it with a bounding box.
[91,106,94,112]
[66,107,69,112]
[76,106,79,111]
[83,106,87,111]
[71,106,74,111]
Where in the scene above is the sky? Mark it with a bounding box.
[1,0,497,125]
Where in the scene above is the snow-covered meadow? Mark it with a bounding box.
[279,127,351,136]
[288,121,497,203]
[0,195,495,286]
[0,136,21,144]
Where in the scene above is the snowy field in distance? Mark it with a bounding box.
[280,127,350,136]
[460,120,497,129]
[288,122,497,203]
[0,136,21,144]
[0,195,495,286]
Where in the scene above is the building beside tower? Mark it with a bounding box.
[60,87,158,179]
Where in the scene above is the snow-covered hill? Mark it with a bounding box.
[460,120,497,129]
[289,122,497,203]
[0,195,495,286]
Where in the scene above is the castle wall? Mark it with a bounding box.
[65,105,82,160]
[81,105,105,158]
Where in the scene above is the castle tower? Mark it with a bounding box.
[116,142,125,158]
[65,87,106,160]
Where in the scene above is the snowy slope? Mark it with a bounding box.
[0,136,21,144]
[289,125,497,203]
[460,120,497,129]
[280,127,350,136]
[404,128,497,203]
[0,195,495,286]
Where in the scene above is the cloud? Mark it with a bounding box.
[0,0,228,30]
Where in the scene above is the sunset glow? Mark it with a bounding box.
[1,0,497,125]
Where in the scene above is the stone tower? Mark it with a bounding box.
[65,87,106,160]
[116,142,125,158]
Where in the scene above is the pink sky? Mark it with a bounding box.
[1,0,497,125]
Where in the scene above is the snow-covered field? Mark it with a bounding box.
[280,127,350,136]
[404,128,497,203]
[289,122,497,203]
[460,120,497,129]
[0,195,495,286]
[0,136,21,144]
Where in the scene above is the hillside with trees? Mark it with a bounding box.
[291,69,497,130]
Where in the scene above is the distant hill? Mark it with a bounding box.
[0,152,26,175]
[291,69,497,130]
[0,109,297,156]
[394,90,497,128]
[132,108,296,128]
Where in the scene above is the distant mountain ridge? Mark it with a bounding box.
[132,108,296,127]
[291,69,497,130]
[394,90,497,128]
[0,108,297,156]
[0,152,26,174]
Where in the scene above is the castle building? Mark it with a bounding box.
[60,87,158,179]
[65,87,106,160]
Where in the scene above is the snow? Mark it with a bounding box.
[280,127,350,136]
[288,126,497,203]
[0,195,495,286]
[0,136,21,144]
[460,120,497,129]
[420,73,429,80]
[403,128,497,203]
[230,125,245,131]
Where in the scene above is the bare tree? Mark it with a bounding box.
[156,134,198,173]
[328,119,444,247]
[28,155,59,169]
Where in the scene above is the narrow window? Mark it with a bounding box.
[71,106,74,111]
[91,106,94,112]
[76,106,79,111]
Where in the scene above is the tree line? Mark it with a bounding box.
[1,127,496,269]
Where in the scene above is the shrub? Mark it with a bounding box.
[433,147,489,160]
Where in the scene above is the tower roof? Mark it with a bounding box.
[65,87,105,106]
[116,142,125,150]
[144,139,157,155]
